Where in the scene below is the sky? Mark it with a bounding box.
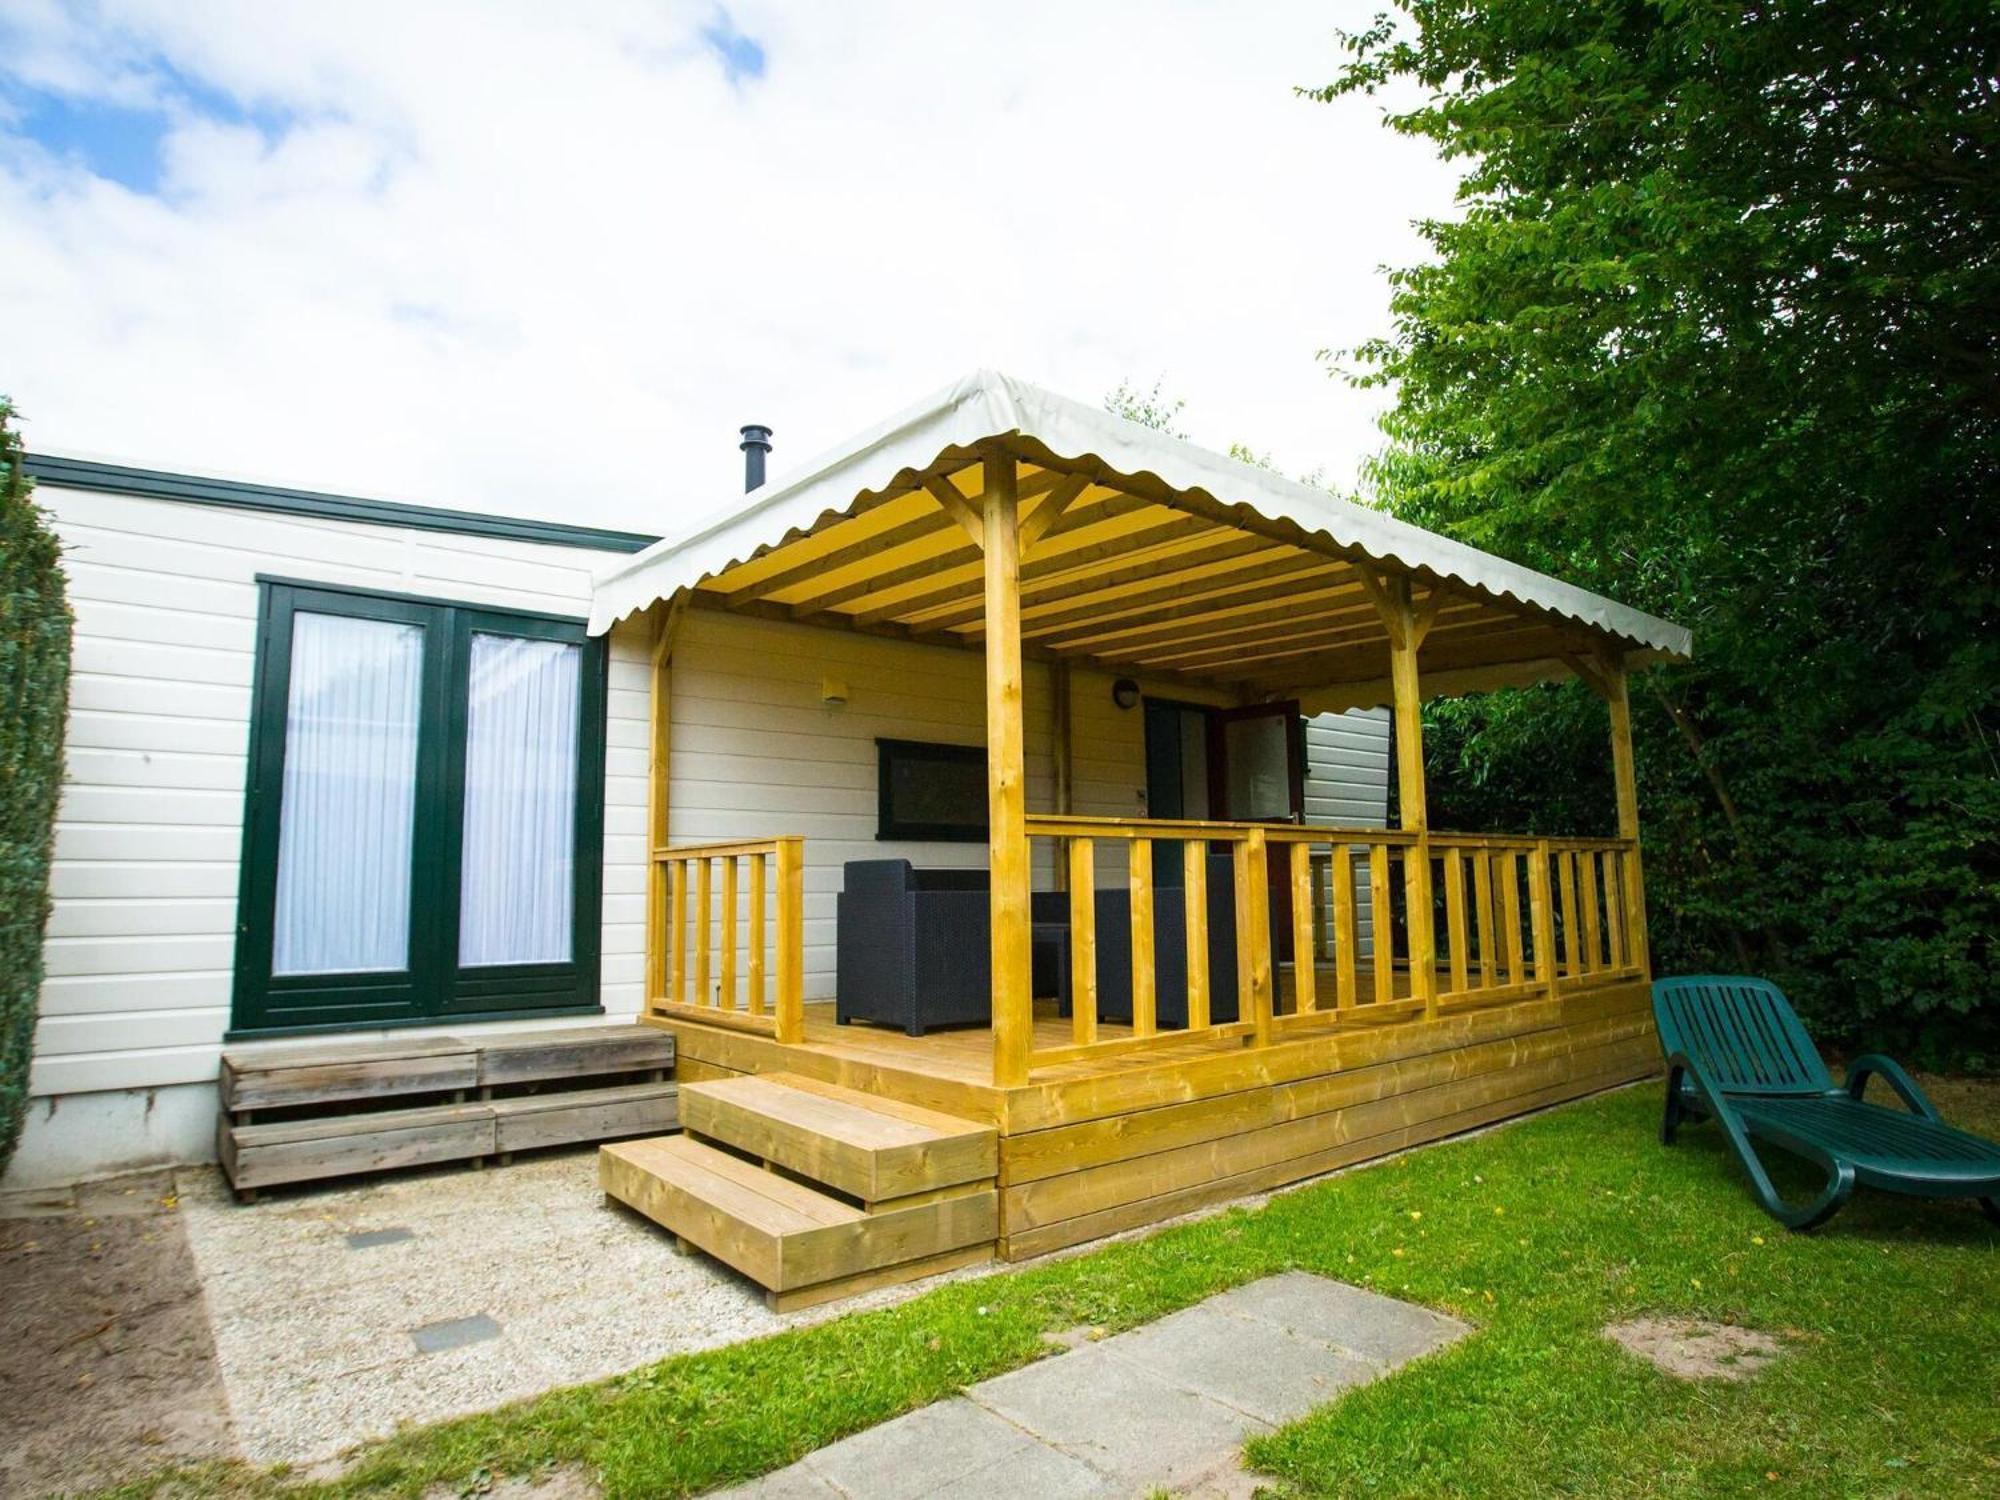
[0,1,1458,535]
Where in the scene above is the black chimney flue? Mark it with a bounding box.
[739,424,773,491]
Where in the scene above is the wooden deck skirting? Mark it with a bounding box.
[646,975,1656,1260]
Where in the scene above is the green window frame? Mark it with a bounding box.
[230,578,607,1036]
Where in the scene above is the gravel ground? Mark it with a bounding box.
[176,1145,1005,1469]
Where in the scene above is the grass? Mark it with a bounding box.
[99,1077,1999,1500]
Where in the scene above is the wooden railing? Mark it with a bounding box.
[642,822,1642,1076]
[1018,816,1642,1075]
[648,837,804,1043]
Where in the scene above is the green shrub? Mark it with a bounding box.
[0,400,72,1175]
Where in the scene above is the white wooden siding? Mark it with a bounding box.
[31,484,652,1103]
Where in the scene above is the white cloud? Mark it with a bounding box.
[0,0,1457,532]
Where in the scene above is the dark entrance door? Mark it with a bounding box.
[1143,699,1303,965]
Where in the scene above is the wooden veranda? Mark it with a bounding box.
[591,371,1690,1297]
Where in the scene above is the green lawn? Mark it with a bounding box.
[106,1078,1999,1500]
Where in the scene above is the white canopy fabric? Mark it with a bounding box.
[590,369,1691,668]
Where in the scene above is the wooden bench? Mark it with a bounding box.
[219,1025,676,1199]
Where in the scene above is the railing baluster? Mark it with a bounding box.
[694,856,712,1007]
[1530,840,1557,993]
[1559,850,1582,977]
[1289,841,1317,1014]
[1601,849,1625,970]
[669,857,686,1004]
[1499,852,1525,985]
[1444,847,1469,995]
[1473,852,1495,988]
[1579,849,1603,974]
[1070,837,1098,1046]
[719,855,738,1011]
[746,852,766,1014]
[1130,837,1156,1037]
[1183,840,1210,1031]
[1369,843,1394,1005]
[1333,844,1358,1010]
[1241,827,1274,1044]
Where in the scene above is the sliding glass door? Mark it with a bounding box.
[233,582,605,1034]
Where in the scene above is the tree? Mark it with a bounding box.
[0,400,73,1173]
[1315,1,2000,1061]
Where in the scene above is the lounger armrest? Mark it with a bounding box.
[1665,1052,1737,1123]
[1844,1054,1941,1121]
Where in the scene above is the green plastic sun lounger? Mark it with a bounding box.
[1652,975,2000,1231]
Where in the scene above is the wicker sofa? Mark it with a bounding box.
[835,860,994,1036]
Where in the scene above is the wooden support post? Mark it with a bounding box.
[774,836,804,1043]
[1603,662,1650,975]
[1052,660,1073,892]
[984,451,1034,1088]
[1373,574,1437,1013]
[644,608,674,1011]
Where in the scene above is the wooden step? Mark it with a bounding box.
[491,1080,678,1153]
[220,1024,673,1113]
[222,1078,678,1192]
[600,1135,996,1310]
[678,1073,997,1204]
[223,1100,497,1190]
[479,1026,673,1086]
[221,1036,478,1112]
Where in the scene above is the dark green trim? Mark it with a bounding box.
[255,574,589,627]
[231,580,609,1034]
[25,453,658,553]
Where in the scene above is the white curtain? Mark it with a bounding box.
[458,633,581,967]
[272,612,425,975]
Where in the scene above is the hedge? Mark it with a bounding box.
[0,401,72,1177]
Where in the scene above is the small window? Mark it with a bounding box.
[877,739,988,842]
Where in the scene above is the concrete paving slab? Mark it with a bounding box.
[411,1313,502,1355]
[1215,1268,1469,1365]
[801,1395,1097,1500]
[727,1271,1468,1500]
[971,1343,1266,1491]
[345,1226,415,1249]
[1098,1301,1379,1425]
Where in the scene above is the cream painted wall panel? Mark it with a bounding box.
[65,708,248,756]
[52,825,244,863]
[37,971,230,1016]
[49,863,239,900]
[27,484,652,1126]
